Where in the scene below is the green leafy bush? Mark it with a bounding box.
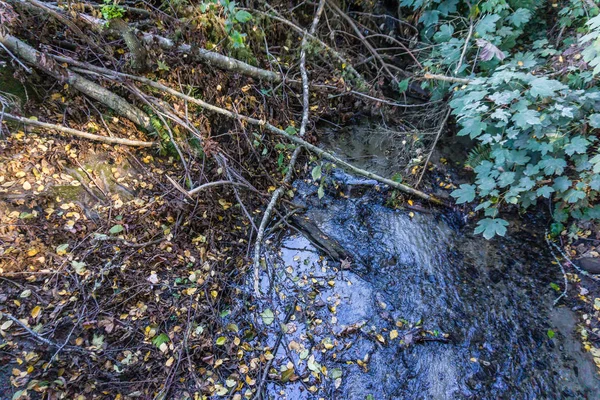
[399,0,600,238]
[101,0,125,21]
[199,0,252,49]
[449,63,600,238]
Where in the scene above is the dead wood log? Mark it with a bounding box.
[141,33,282,83]
[0,33,153,131]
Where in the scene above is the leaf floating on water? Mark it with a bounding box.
[281,367,294,383]
[311,165,322,181]
[547,329,555,339]
[260,308,274,325]
[307,355,321,373]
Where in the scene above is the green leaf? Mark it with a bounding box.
[538,157,567,175]
[311,165,322,181]
[234,10,252,23]
[284,126,297,135]
[216,336,227,345]
[260,308,274,325]
[474,218,509,239]
[109,224,124,234]
[536,186,554,198]
[528,78,567,98]
[397,78,410,93]
[550,282,560,291]
[512,109,541,129]
[457,118,487,139]
[476,14,500,37]
[56,243,69,255]
[589,114,600,128]
[433,24,454,43]
[508,8,531,27]
[451,184,476,204]
[317,185,325,199]
[563,189,586,204]
[152,333,170,348]
[564,136,590,156]
[71,260,87,275]
[547,329,555,339]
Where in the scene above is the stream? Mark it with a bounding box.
[250,124,600,399]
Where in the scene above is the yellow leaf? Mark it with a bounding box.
[218,199,232,210]
[390,330,398,340]
[31,306,42,318]
[376,334,385,344]
[27,248,39,257]
[408,200,414,206]
[165,356,174,367]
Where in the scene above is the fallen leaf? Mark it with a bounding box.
[260,309,275,325]
[31,306,41,319]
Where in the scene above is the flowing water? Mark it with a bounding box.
[253,173,600,399]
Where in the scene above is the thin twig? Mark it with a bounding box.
[327,0,405,83]
[253,147,302,295]
[545,231,569,306]
[455,21,474,75]
[416,108,451,188]
[0,312,87,353]
[0,41,32,73]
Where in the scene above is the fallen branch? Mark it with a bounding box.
[0,33,153,131]
[22,0,108,57]
[423,73,471,84]
[10,0,282,82]
[109,18,147,71]
[141,33,282,82]
[2,113,156,147]
[58,58,445,205]
[188,180,253,196]
[0,312,87,354]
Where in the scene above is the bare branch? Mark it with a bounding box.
[2,113,156,147]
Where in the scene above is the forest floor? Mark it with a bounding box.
[1,0,600,398]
